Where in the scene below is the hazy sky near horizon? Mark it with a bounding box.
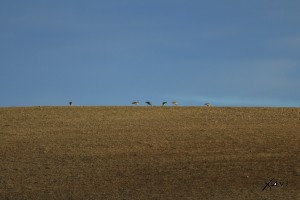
[1,0,300,107]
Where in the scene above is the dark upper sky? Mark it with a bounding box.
[1,0,300,107]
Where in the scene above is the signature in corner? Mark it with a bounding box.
[262,178,288,191]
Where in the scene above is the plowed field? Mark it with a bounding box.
[0,106,299,199]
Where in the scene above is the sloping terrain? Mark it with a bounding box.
[0,106,299,199]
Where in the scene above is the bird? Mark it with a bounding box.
[162,102,167,106]
[145,101,152,106]
[69,101,72,106]
[204,103,212,107]
[172,101,178,106]
[132,101,140,106]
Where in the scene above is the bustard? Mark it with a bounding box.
[132,101,139,106]
[204,103,212,107]
[162,102,167,106]
[172,101,178,106]
[145,101,152,106]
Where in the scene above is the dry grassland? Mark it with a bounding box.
[0,106,299,199]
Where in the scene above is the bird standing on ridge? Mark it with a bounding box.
[145,101,152,106]
[162,102,167,106]
[204,103,212,107]
[172,101,178,106]
[69,101,72,106]
[132,101,139,106]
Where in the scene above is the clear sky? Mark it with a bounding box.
[1,0,299,107]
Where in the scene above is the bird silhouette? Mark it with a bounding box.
[172,101,178,106]
[132,101,140,106]
[145,101,152,106]
[204,103,212,107]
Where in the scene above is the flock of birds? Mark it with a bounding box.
[68,101,212,107]
[131,101,178,106]
[131,101,212,107]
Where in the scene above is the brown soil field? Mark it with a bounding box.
[0,106,299,199]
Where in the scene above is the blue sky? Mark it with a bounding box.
[1,0,299,107]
